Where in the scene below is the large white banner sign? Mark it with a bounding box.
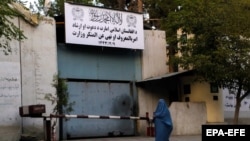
[64,2,144,49]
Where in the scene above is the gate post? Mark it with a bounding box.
[44,117,51,141]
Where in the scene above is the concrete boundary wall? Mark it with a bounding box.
[169,102,207,135]
[0,16,57,141]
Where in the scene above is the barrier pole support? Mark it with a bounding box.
[43,117,51,141]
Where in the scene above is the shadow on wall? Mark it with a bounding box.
[169,102,207,135]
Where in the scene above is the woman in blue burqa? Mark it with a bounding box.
[153,99,173,141]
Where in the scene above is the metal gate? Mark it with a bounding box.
[63,81,135,139]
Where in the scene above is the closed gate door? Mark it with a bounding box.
[63,81,135,139]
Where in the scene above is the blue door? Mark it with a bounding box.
[63,81,135,139]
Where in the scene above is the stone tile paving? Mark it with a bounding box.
[62,135,201,141]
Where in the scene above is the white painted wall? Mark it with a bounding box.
[137,30,169,136]
[21,16,57,139]
[170,102,207,135]
[223,89,250,124]
[0,16,57,140]
[0,18,21,127]
[0,18,22,141]
[142,30,169,79]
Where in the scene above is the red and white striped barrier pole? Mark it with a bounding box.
[47,113,151,140]
[50,113,150,121]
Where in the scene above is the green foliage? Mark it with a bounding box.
[38,0,147,16]
[165,0,250,85]
[0,0,27,54]
[34,0,95,16]
[45,74,75,114]
[143,0,177,19]
[0,40,11,55]
[164,0,250,123]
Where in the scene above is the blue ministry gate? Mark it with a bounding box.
[62,81,135,139]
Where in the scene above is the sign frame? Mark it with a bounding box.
[64,2,144,50]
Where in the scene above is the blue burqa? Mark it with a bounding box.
[153,99,173,141]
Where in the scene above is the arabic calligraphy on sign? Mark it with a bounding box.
[71,23,138,46]
[65,2,144,49]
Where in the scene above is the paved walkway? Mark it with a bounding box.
[62,135,201,141]
[0,126,201,141]
[0,126,21,141]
